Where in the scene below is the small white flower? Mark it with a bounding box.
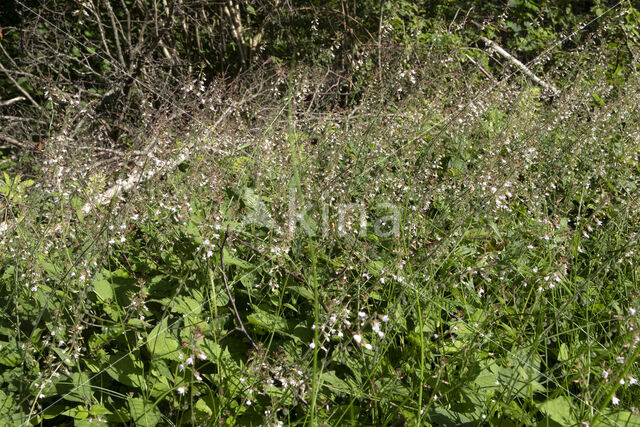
[364,343,373,351]
[198,352,207,360]
[612,396,620,406]
[629,377,638,385]
[353,334,362,344]
[177,387,185,395]
[382,315,389,323]
[186,357,193,366]
[309,341,316,349]
[601,371,609,379]
[178,364,185,372]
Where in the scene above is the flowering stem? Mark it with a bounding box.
[591,338,640,425]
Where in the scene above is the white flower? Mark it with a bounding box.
[309,341,316,349]
[353,334,362,344]
[612,396,620,406]
[177,387,185,395]
[185,357,193,366]
[601,371,609,379]
[382,315,389,323]
[630,377,638,385]
[364,343,373,351]
[198,352,207,360]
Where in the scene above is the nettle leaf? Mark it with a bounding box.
[62,405,89,419]
[0,340,21,367]
[105,352,146,389]
[223,248,253,269]
[92,273,114,302]
[167,296,202,315]
[0,390,17,417]
[428,407,474,426]
[56,372,93,403]
[147,318,180,360]
[320,371,351,394]
[128,397,162,427]
[288,285,314,301]
[600,410,640,426]
[247,306,287,333]
[195,398,216,417]
[538,396,576,425]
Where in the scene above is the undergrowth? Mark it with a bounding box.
[1,9,640,426]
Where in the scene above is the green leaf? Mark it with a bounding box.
[0,390,17,417]
[105,352,145,388]
[168,296,202,315]
[538,396,576,425]
[56,372,93,403]
[558,343,569,362]
[288,285,313,301]
[146,318,180,360]
[62,405,89,419]
[247,306,287,333]
[93,275,114,302]
[128,397,162,427]
[223,248,253,269]
[0,340,21,367]
[367,260,385,276]
[320,371,351,393]
[596,410,640,426]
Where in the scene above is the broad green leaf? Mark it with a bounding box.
[105,352,145,388]
[288,285,314,301]
[93,275,114,302]
[168,296,202,315]
[223,248,253,269]
[62,405,89,419]
[538,396,576,426]
[56,372,93,403]
[320,371,351,393]
[128,397,162,427]
[146,318,180,360]
[596,410,640,426]
[0,340,21,367]
[247,307,287,333]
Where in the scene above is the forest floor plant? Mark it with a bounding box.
[1,5,640,426]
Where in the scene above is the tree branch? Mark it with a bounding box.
[480,36,560,97]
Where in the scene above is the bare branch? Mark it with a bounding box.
[0,62,40,109]
[480,36,560,97]
[0,96,26,107]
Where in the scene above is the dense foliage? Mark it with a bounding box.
[1,0,640,425]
